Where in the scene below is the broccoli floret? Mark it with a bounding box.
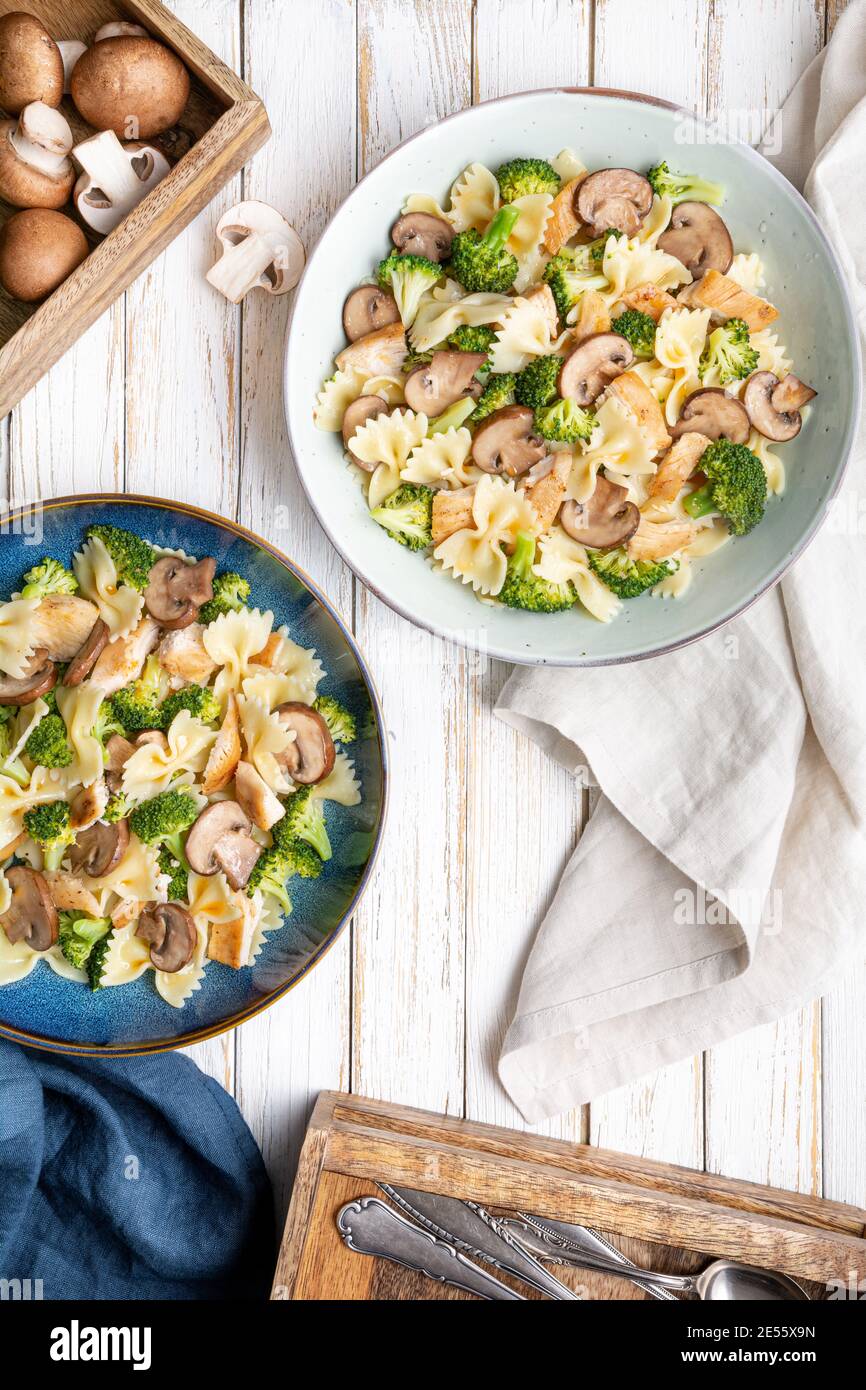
[92,699,126,752]
[534,398,596,444]
[198,571,251,626]
[377,252,441,327]
[370,483,433,551]
[646,161,724,207]
[129,790,200,865]
[247,846,293,914]
[543,253,609,321]
[58,911,111,971]
[104,791,132,824]
[20,557,78,599]
[699,318,759,386]
[682,439,766,536]
[427,397,479,435]
[23,800,76,871]
[106,657,164,736]
[402,347,436,373]
[85,525,155,592]
[449,206,521,293]
[496,157,560,202]
[24,713,73,769]
[515,355,562,410]
[447,324,496,357]
[313,695,356,745]
[285,840,324,879]
[588,548,679,598]
[499,532,576,614]
[158,845,189,902]
[159,686,221,729]
[472,373,517,422]
[87,931,114,991]
[0,714,29,788]
[611,309,657,360]
[276,786,332,862]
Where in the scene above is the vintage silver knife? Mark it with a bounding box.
[336,1196,524,1299]
[510,1212,679,1301]
[379,1184,580,1300]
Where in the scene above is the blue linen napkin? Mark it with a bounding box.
[0,1039,275,1300]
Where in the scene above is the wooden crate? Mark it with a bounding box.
[274,1092,866,1300]
[0,0,270,417]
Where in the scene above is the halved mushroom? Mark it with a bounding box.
[0,650,56,706]
[185,801,262,891]
[471,405,547,480]
[342,394,389,469]
[743,371,817,442]
[136,902,197,974]
[104,735,135,790]
[30,594,100,661]
[671,387,750,444]
[576,168,653,237]
[0,866,58,951]
[69,779,109,832]
[657,201,733,279]
[391,211,455,262]
[0,102,75,209]
[560,475,640,550]
[144,556,216,630]
[63,618,110,687]
[69,818,129,879]
[404,350,487,416]
[274,703,336,785]
[73,129,170,235]
[234,760,286,832]
[342,285,401,342]
[206,200,305,304]
[559,333,635,406]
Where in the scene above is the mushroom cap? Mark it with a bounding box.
[742,371,807,442]
[671,387,751,444]
[105,734,136,775]
[0,12,64,113]
[63,618,110,687]
[144,555,216,630]
[771,373,817,414]
[0,865,58,952]
[560,475,640,550]
[0,649,57,705]
[342,394,389,469]
[0,111,75,209]
[185,800,262,891]
[559,332,635,406]
[403,350,487,416]
[576,168,653,237]
[391,211,455,262]
[0,208,88,303]
[657,201,733,279]
[69,818,129,879]
[94,22,150,42]
[470,405,547,480]
[136,902,197,973]
[342,285,401,343]
[70,36,191,139]
[275,702,336,785]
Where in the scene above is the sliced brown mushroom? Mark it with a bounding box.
[671,387,750,444]
[391,211,455,262]
[144,555,216,630]
[105,734,135,792]
[743,371,817,442]
[135,730,169,752]
[136,902,197,973]
[63,618,110,687]
[657,201,733,279]
[0,865,58,951]
[771,374,817,414]
[404,350,487,416]
[576,168,654,237]
[471,405,547,480]
[342,394,389,470]
[0,650,56,705]
[184,801,262,891]
[69,780,109,832]
[560,475,640,550]
[559,333,635,406]
[69,818,129,879]
[342,285,401,343]
[275,703,336,785]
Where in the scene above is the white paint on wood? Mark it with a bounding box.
[822,962,866,1205]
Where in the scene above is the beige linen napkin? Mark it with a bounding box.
[497,2,866,1123]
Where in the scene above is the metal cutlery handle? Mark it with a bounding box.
[501,1230,695,1293]
[336,1197,526,1300]
[507,1216,679,1301]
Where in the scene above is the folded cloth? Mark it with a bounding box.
[496,2,866,1123]
[0,1040,274,1300]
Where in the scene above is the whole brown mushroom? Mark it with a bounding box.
[70,36,190,140]
[0,12,64,113]
[0,208,88,302]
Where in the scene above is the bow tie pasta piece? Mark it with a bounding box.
[637,194,674,246]
[728,252,766,294]
[410,290,511,353]
[346,409,429,511]
[238,695,297,795]
[551,148,587,183]
[0,765,68,851]
[748,429,786,497]
[489,290,557,374]
[402,427,475,489]
[654,307,711,425]
[6,697,50,764]
[434,474,539,597]
[241,629,324,708]
[121,711,217,803]
[73,535,143,640]
[750,330,793,383]
[94,922,152,990]
[448,162,500,232]
[203,607,275,706]
[55,685,106,790]
[596,234,692,313]
[0,597,39,679]
[83,835,166,905]
[311,750,362,807]
[507,193,554,292]
[187,870,248,925]
[248,892,281,966]
[315,369,365,432]
[533,527,622,623]
[402,190,453,224]
[567,397,657,504]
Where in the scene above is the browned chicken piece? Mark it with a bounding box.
[201,694,241,796]
[159,624,216,686]
[30,595,100,663]
[523,282,559,340]
[543,175,585,254]
[336,321,407,378]
[43,871,103,918]
[628,517,699,561]
[649,432,710,502]
[432,486,476,546]
[678,269,778,331]
[620,281,679,323]
[571,289,611,342]
[89,618,161,697]
[521,454,571,531]
[607,370,671,455]
[208,912,255,971]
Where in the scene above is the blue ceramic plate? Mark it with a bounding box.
[0,496,387,1056]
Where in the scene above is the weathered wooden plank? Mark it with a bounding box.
[822,962,866,1205]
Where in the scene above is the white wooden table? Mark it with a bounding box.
[5,0,863,1232]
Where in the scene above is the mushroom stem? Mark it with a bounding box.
[206,200,305,304]
[73,130,169,233]
[56,40,87,92]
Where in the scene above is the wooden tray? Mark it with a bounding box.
[274,1092,866,1300]
[0,0,270,417]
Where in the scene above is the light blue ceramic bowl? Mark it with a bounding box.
[0,496,387,1056]
[285,88,861,666]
